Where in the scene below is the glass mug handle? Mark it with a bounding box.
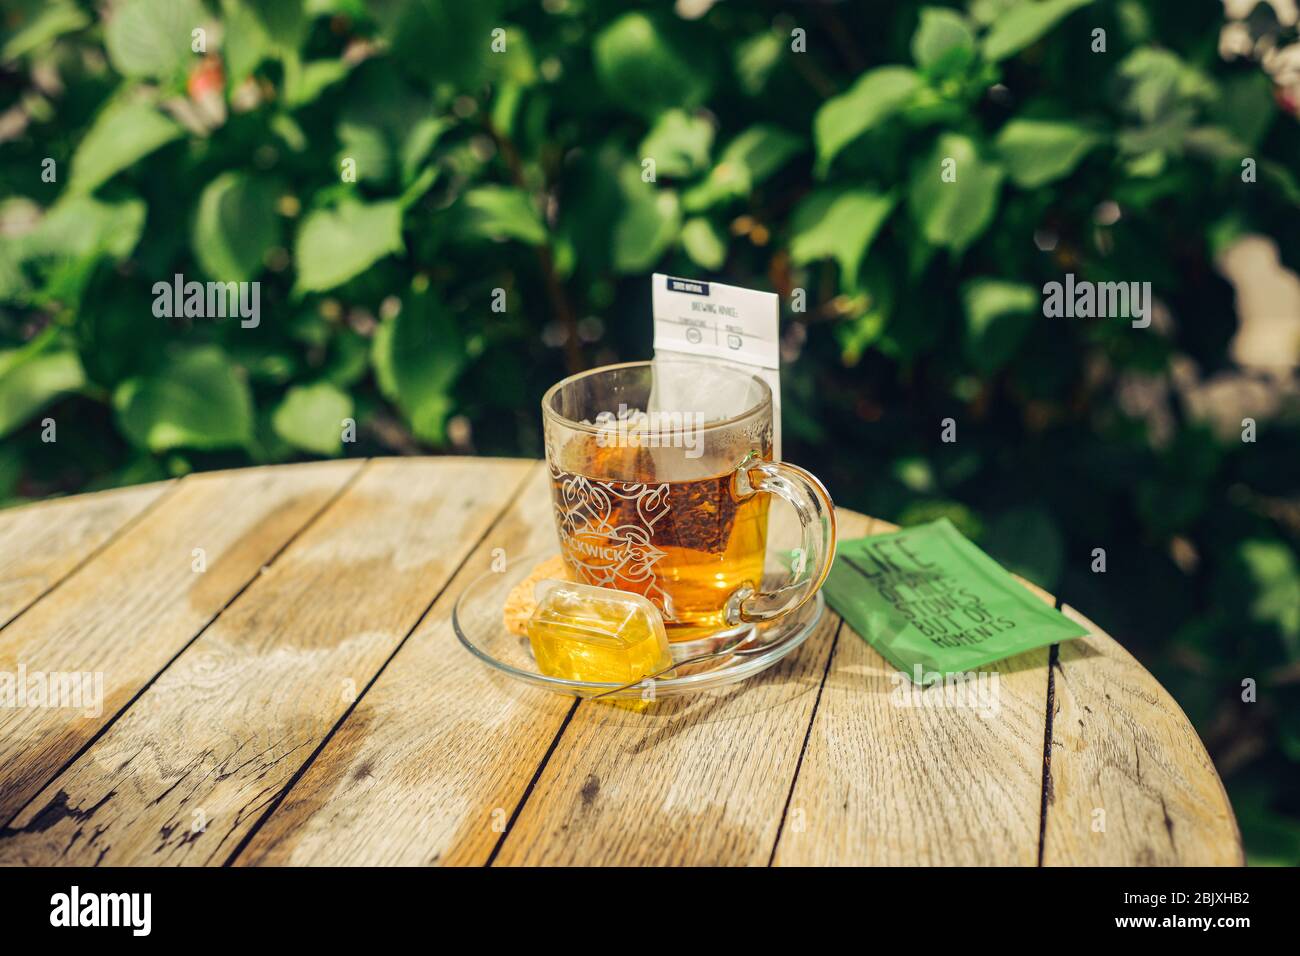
[726,452,837,626]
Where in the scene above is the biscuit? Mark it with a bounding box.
[503,554,573,636]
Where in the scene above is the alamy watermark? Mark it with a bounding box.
[889,665,1001,719]
[152,273,260,328]
[0,664,103,718]
[589,403,705,458]
[50,886,151,936]
[1043,273,1151,329]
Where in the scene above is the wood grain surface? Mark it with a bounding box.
[1040,605,1244,866]
[0,462,361,825]
[0,459,529,864]
[0,481,170,629]
[237,463,575,866]
[771,518,1054,866]
[0,459,1242,866]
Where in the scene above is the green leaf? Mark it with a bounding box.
[449,186,547,246]
[16,196,146,263]
[293,199,404,294]
[725,125,805,183]
[994,118,1101,188]
[113,346,254,452]
[70,98,183,194]
[1261,161,1300,207]
[789,187,895,285]
[1184,126,1250,162]
[371,318,399,401]
[837,261,896,364]
[1,0,90,63]
[1116,106,1195,157]
[683,124,803,211]
[372,288,463,445]
[104,0,203,81]
[680,217,727,270]
[1236,540,1300,657]
[3,198,145,310]
[1118,47,1217,123]
[639,110,714,179]
[490,80,525,140]
[558,144,681,275]
[218,0,307,85]
[735,30,783,96]
[370,0,500,88]
[487,26,538,87]
[68,95,184,196]
[271,382,353,456]
[814,67,922,173]
[336,122,387,183]
[0,333,85,437]
[1212,72,1277,149]
[192,173,280,282]
[969,0,1024,27]
[593,12,711,119]
[911,8,976,77]
[283,56,352,109]
[321,329,370,388]
[246,0,307,52]
[836,308,888,365]
[270,113,308,151]
[219,0,271,86]
[961,278,1039,371]
[0,249,26,302]
[335,66,447,185]
[981,0,1093,63]
[613,169,681,274]
[306,0,366,14]
[399,166,439,210]
[907,132,1004,252]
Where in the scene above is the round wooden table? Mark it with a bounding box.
[0,459,1242,865]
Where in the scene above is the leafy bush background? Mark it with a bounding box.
[2,0,1298,861]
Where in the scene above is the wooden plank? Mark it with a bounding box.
[0,458,533,866]
[489,509,867,867]
[235,463,576,866]
[771,517,1052,866]
[0,461,361,824]
[0,482,171,629]
[1040,605,1243,866]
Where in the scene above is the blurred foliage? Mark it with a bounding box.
[1,0,1299,861]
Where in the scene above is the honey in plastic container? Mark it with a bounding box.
[526,579,673,686]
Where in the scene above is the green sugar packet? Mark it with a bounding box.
[824,518,1087,683]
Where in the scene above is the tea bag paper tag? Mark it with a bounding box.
[651,274,781,457]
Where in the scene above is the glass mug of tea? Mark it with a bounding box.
[542,359,836,641]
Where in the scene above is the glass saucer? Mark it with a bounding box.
[453,549,825,699]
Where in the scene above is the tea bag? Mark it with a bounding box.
[650,273,781,458]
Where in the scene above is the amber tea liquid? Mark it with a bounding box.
[549,439,771,640]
